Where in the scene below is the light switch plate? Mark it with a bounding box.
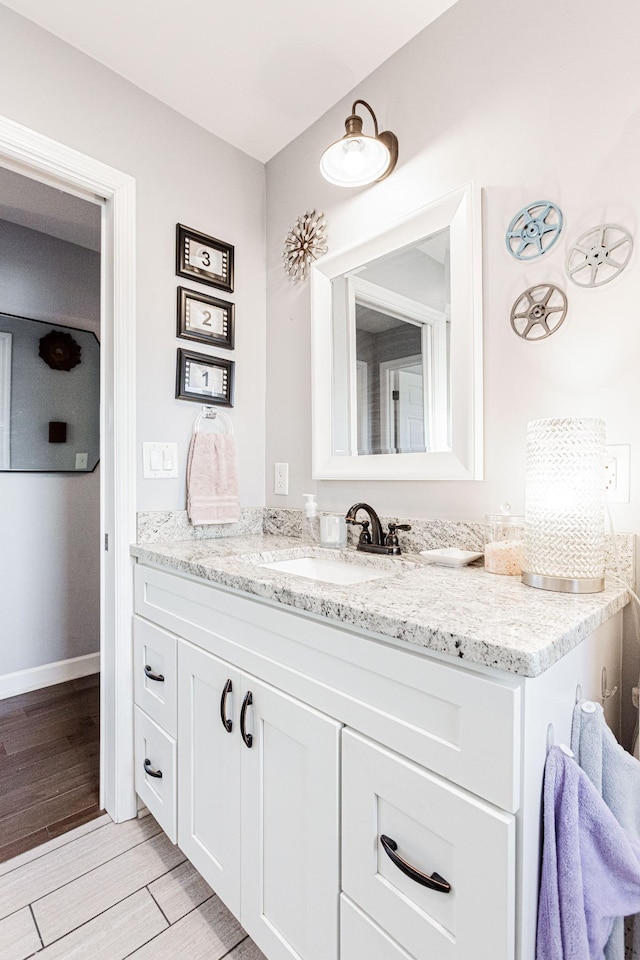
[75,452,88,470]
[143,442,179,479]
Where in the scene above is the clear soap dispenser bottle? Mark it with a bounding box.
[302,494,320,543]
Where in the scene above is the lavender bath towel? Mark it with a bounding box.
[571,701,640,960]
[536,746,640,960]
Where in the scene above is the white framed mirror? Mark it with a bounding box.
[311,183,482,480]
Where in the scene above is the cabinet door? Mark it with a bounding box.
[177,641,241,915]
[240,676,341,960]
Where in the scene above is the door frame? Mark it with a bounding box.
[0,115,137,822]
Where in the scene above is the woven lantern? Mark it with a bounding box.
[522,418,605,593]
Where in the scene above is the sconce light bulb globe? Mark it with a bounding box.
[320,134,390,187]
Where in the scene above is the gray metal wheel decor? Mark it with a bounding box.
[506,201,564,261]
[282,209,328,282]
[510,283,568,341]
[565,223,633,287]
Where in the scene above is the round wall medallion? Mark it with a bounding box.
[510,283,568,341]
[506,201,563,261]
[282,209,328,282]
[565,223,633,287]
[39,330,82,370]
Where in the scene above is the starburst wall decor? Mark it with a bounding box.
[282,210,328,281]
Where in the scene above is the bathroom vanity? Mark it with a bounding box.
[130,534,628,960]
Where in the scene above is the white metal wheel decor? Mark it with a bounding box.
[282,209,328,281]
[510,283,568,341]
[565,223,633,287]
[505,201,563,261]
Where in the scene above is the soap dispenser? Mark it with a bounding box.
[302,494,320,543]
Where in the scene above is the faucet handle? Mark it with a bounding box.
[385,522,411,548]
[345,517,372,544]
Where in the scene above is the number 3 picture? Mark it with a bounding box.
[176,348,234,406]
[176,224,234,292]
[177,287,234,350]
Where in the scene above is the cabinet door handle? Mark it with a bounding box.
[220,678,233,733]
[144,758,163,779]
[380,835,451,893]
[240,691,253,748]
[144,665,165,683]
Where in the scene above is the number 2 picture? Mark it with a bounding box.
[177,287,234,350]
[176,348,234,407]
[176,224,234,292]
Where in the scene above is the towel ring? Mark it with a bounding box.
[193,406,234,437]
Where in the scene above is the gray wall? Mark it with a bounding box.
[0,219,101,673]
[0,4,266,516]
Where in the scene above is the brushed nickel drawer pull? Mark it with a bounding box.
[380,835,451,893]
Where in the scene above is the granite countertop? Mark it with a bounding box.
[131,534,629,679]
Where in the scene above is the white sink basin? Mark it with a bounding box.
[258,555,392,586]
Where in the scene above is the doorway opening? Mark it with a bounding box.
[0,114,137,837]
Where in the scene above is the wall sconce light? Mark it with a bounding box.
[320,99,398,188]
[522,417,605,593]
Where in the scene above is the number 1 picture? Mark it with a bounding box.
[177,287,234,350]
[176,224,234,292]
[176,349,234,406]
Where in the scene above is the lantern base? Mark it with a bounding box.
[521,571,605,593]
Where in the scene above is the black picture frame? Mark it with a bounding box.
[176,286,234,350]
[176,348,234,407]
[176,224,234,292]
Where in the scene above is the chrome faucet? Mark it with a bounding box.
[344,503,411,556]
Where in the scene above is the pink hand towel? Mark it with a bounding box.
[186,432,241,525]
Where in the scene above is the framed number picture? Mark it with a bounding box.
[176,349,234,407]
[176,224,234,292]
[177,287,234,350]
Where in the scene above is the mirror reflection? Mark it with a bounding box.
[0,313,100,472]
[331,228,451,457]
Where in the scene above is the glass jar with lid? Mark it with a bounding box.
[484,505,525,576]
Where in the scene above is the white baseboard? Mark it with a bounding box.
[0,652,100,701]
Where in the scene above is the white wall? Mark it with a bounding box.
[0,220,101,673]
[0,4,266,514]
[265,0,640,536]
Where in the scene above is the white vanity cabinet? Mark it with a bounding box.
[177,640,341,960]
[133,561,624,960]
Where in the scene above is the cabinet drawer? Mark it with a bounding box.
[134,706,177,842]
[341,896,415,960]
[134,617,177,738]
[342,730,515,960]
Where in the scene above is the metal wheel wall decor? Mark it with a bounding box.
[506,201,563,261]
[565,223,633,287]
[510,283,568,341]
[282,209,328,282]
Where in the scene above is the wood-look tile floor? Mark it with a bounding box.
[0,811,265,960]
[0,675,101,863]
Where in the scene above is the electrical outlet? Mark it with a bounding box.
[274,462,289,495]
[604,444,630,503]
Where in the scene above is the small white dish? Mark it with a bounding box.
[419,547,483,567]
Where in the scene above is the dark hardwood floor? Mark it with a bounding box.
[0,674,101,863]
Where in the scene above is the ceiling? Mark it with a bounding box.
[0,0,458,162]
[0,166,101,250]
